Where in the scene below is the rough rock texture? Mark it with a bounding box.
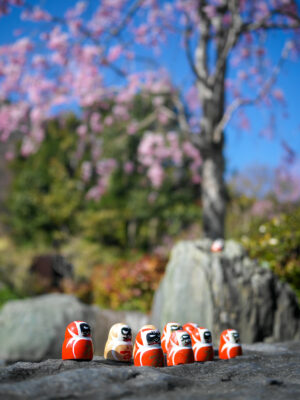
[0,342,299,399]
[151,240,300,343]
[0,294,149,362]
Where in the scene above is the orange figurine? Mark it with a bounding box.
[167,330,194,366]
[161,322,182,354]
[62,321,93,361]
[219,329,242,360]
[104,323,133,362]
[183,322,199,336]
[133,327,164,367]
[190,327,214,362]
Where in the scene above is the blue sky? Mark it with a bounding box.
[0,0,299,178]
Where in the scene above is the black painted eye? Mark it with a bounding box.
[181,334,191,346]
[232,332,240,343]
[171,325,182,331]
[80,323,91,337]
[121,327,132,338]
[146,331,160,345]
[204,332,212,343]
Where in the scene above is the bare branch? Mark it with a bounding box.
[195,1,210,84]
[184,20,207,84]
[111,0,146,37]
[170,92,191,138]
[213,41,291,142]
[242,8,300,32]
[136,112,157,131]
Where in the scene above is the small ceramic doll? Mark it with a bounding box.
[133,324,157,355]
[183,322,199,336]
[133,327,164,367]
[62,321,93,361]
[219,329,242,360]
[104,323,133,362]
[161,322,183,354]
[167,330,194,366]
[142,324,157,330]
[211,239,225,253]
[190,327,214,362]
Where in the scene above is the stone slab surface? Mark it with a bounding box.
[0,342,299,400]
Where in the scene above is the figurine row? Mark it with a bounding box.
[62,321,242,367]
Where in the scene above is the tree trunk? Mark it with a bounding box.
[201,142,226,239]
[197,66,227,239]
[195,6,228,239]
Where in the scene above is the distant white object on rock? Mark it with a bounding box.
[211,239,224,252]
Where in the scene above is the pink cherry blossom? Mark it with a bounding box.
[251,199,274,217]
[147,163,164,188]
[272,89,285,104]
[107,45,123,62]
[77,124,88,137]
[21,137,35,156]
[0,0,298,206]
[81,161,92,182]
[21,6,51,22]
[124,161,134,174]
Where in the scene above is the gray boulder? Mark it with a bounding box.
[0,294,149,362]
[151,239,300,343]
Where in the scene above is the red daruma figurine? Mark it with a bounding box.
[183,322,199,336]
[133,327,164,367]
[167,330,194,366]
[219,329,242,360]
[190,327,214,362]
[161,322,182,354]
[62,321,93,361]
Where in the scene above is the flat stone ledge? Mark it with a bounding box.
[0,342,299,399]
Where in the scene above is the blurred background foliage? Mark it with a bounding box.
[0,95,299,311]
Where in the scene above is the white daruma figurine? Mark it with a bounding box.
[104,323,133,362]
[167,330,194,366]
[219,329,242,360]
[190,327,214,362]
[161,322,182,354]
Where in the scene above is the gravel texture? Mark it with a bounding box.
[0,342,299,400]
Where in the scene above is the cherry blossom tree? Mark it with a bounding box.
[0,0,299,239]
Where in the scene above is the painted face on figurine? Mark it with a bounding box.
[62,321,93,361]
[161,322,183,354]
[167,330,194,366]
[145,329,161,345]
[133,324,157,355]
[104,323,133,362]
[219,329,242,360]
[190,327,214,362]
[133,327,164,367]
[119,326,132,341]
